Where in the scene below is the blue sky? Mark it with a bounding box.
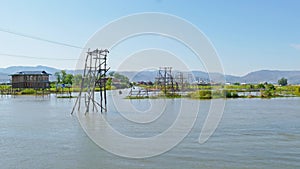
[0,0,299,75]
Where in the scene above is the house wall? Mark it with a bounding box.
[11,75,50,89]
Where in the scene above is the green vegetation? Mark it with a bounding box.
[2,83,300,98]
[54,70,73,87]
[278,77,288,86]
[187,89,241,99]
[54,70,73,85]
[53,70,74,97]
[223,90,239,98]
[126,76,300,100]
[0,85,12,95]
[0,84,52,95]
[109,72,130,89]
[2,74,300,99]
[187,90,212,99]
[20,89,36,95]
[186,83,300,99]
[126,92,181,99]
[72,74,82,87]
[258,84,275,98]
[126,96,150,99]
[295,87,300,96]
[161,92,182,98]
[48,71,128,98]
[56,95,77,98]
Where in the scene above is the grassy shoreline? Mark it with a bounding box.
[1,84,300,100]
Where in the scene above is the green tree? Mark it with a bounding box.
[266,84,276,90]
[261,84,276,97]
[61,70,67,84]
[54,72,61,83]
[257,83,265,89]
[106,78,112,90]
[114,73,130,84]
[73,74,82,87]
[64,74,74,85]
[278,77,288,86]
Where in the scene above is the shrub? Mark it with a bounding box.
[224,90,239,98]
[21,89,36,95]
[188,90,212,99]
[295,87,300,96]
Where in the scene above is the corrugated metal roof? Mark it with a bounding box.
[11,71,51,76]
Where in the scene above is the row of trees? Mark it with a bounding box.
[53,71,131,89]
[54,70,288,88]
[54,70,74,86]
[231,77,288,86]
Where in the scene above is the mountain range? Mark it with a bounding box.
[0,65,300,84]
[117,70,300,84]
[0,65,70,82]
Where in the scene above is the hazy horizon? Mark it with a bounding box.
[1,64,300,77]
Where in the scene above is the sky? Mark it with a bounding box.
[0,0,299,76]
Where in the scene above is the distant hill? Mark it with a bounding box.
[0,65,60,75]
[117,70,300,84]
[1,66,300,84]
[0,65,72,82]
[117,71,158,82]
[116,71,239,83]
[240,70,300,84]
[0,72,9,83]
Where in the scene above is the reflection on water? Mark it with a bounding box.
[0,94,300,169]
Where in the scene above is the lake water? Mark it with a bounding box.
[0,93,300,169]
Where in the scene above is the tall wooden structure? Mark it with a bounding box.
[71,49,109,115]
[155,67,176,95]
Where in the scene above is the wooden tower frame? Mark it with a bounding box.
[155,67,175,95]
[71,49,109,115]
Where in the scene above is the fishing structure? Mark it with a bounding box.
[155,67,177,95]
[71,49,109,115]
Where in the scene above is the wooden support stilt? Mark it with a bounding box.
[71,49,110,115]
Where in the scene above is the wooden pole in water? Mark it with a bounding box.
[71,48,109,115]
